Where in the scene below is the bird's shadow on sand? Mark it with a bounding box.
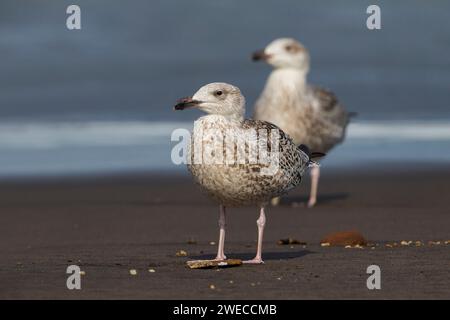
[191,249,314,262]
[283,192,349,206]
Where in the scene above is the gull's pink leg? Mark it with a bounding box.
[243,207,266,264]
[214,205,227,261]
[307,165,320,208]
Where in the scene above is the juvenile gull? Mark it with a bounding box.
[253,38,352,207]
[174,82,321,264]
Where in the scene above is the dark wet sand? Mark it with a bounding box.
[0,166,449,299]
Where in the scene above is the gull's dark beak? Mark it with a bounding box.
[252,50,271,61]
[174,97,201,111]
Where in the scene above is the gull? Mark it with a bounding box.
[252,38,352,207]
[174,82,322,264]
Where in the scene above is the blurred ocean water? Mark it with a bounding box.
[0,120,449,177]
[0,0,449,177]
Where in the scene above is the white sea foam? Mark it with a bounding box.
[0,120,449,150]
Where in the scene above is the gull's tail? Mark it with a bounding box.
[298,144,326,167]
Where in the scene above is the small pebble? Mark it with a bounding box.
[209,241,216,246]
[148,268,156,273]
[129,269,137,275]
[209,284,216,290]
[176,250,188,257]
[321,242,330,247]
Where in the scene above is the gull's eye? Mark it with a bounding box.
[285,45,293,52]
[214,90,223,96]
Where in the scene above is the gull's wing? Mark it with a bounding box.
[312,86,351,128]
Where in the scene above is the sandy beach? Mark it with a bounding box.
[0,165,449,299]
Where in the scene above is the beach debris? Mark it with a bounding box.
[277,238,307,245]
[320,231,367,247]
[321,242,331,247]
[186,259,242,269]
[415,241,423,246]
[148,268,156,273]
[428,241,441,246]
[400,240,413,246]
[445,240,450,245]
[209,284,216,290]
[187,238,197,245]
[129,269,137,275]
[344,244,364,249]
[176,250,188,257]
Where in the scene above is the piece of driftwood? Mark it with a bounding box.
[186,259,242,269]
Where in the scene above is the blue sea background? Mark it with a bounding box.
[0,0,449,177]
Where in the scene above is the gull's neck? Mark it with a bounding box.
[199,113,244,126]
[266,68,308,92]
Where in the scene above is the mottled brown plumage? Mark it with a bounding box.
[188,116,309,207]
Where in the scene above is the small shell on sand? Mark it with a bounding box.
[176,250,188,257]
[345,244,364,249]
[129,269,137,275]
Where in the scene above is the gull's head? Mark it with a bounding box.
[174,82,245,120]
[252,38,310,71]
